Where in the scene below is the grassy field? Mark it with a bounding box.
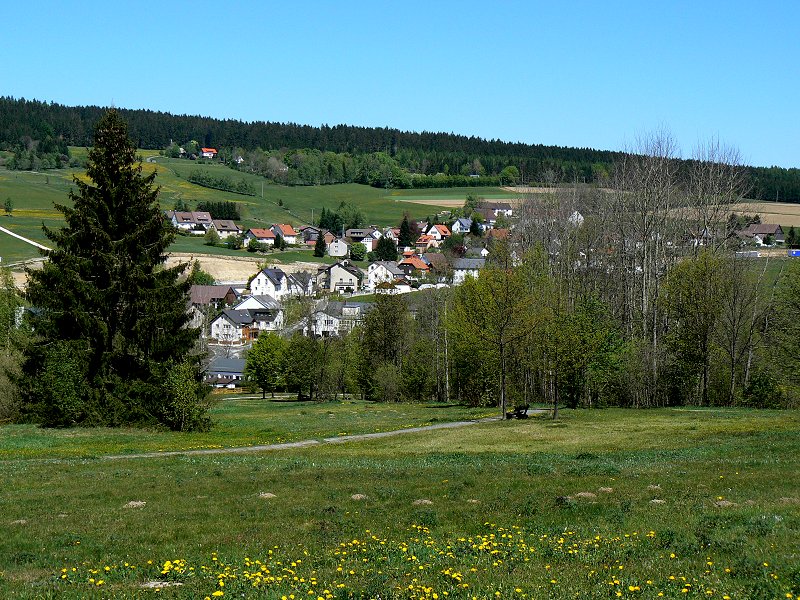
[0,156,513,264]
[1,404,798,598]
[735,201,800,228]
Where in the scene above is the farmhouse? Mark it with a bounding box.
[741,223,785,245]
[200,147,218,159]
[189,285,239,308]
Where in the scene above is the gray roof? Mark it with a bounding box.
[245,295,281,310]
[207,357,246,376]
[316,300,345,318]
[372,261,404,276]
[454,258,486,270]
[220,309,254,325]
[261,267,287,285]
[455,217,472,228]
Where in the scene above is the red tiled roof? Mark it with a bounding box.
[433,224,451,236]
[275,224,297,236]
[248,228,275,239]
[399,256,430,271]
[201,147,217,153]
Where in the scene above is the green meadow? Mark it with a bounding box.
[1,404,798,599]
[0,154,514,264]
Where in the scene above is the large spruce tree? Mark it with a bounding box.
[19,110,209,429]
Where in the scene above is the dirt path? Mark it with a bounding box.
[101,417,507,460]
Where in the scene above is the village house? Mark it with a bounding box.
[166,210,213,234]
[200,147,218,159]
[244,228,277,246]
[204,357,246,388]
[211,219,241,239]
[453,257,486,285]
[451,217,473,235]
[398,254,431,279]
[383,227,401,244]
[366,260,405,290]
[271,223,298,245]
[299,225,323,245]
[480,201,513,217]
[425,223,451,243]
[328,237,350,258]
[486,228,510,242]
[209,296,284,343]
[415,234,437,253]
[304,300,344,337]
[249,267,312,299]
[316,260,363,293]
[740,223,785,245]
[474,208,497,229]
[187,284,240,329]
[340,301,371,334]
[189,285,239,309]
[345,228,381,252]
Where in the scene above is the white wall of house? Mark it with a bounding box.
[453,268,480,285]
[210,315,243,342]
[328,239,349,257]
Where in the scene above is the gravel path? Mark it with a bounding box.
[102,417,503,460]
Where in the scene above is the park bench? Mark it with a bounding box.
[506,404,529,420]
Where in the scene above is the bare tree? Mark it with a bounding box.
[687,138,750,253]
[607,128,683,406]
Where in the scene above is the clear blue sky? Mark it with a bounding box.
[2,1,797,168]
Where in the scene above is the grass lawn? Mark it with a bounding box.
[1,406,798,598]
[0,158,513,264]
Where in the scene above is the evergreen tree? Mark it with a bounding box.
[18,110,208,429]
[398,213,415,249]
[374,236,398,261]
[313,234,327,257]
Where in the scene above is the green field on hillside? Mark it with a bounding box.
[1,405,798,598]
[0,155,514,264]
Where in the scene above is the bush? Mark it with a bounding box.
[161,361,212,432]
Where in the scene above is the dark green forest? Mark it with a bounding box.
[1,96,798,200]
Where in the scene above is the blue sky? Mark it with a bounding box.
[2,1,797,168]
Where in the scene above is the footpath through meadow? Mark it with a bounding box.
[100,416,522,460]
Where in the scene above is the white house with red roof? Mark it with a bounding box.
[425,223,452,242]
[200,147,218,159]
[244,228,276,246]
[271,224,298,245]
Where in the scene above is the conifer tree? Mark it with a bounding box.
[19,110,209,429]
[398,213,415,249]
[313,233,327,257]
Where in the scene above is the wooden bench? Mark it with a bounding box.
[506,404,530,419]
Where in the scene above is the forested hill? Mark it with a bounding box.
[1,96,798,201]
